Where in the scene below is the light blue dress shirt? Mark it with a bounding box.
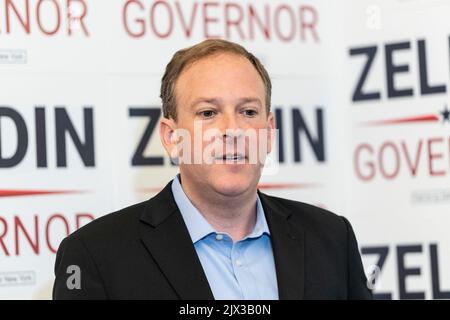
[171,174,279,300]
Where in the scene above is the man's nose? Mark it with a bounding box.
[221,112,239,129]
[219,113,242,140]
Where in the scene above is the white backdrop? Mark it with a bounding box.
[0,0,449,299]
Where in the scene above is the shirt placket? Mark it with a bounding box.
[230,241,260,299]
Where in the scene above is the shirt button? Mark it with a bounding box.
[215,234,223,241]
[235,259,242,267]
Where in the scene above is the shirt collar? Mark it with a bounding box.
[171,174,270,244]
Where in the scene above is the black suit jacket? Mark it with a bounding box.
[53,180,372,299]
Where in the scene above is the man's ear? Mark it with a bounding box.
[266,111,275,154]
[160,117,177,156]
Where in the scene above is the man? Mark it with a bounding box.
[53,39,372,300]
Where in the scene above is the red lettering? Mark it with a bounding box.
[121,1,320,42]
[150,0,173,38]
[123,0,145,38]
[14,215,39,255]
[6,0,30,34]
[299,5,319,42]
[274,5,295,42]
[175,1,197,38]
[3,0,89,36]
[354,143,375,181]
[0,212,96,257]
[402,141,423,176]
[224,3,244,40]
[0,217,10,256]
[379,142,400,179]
[67,0,89,36]
[203,2,219,38]
[428,138,445,176]
[36,0,61,36]
[248,4,270,40]
[354,137,450,181]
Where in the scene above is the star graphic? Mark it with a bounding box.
[441,105,450,123]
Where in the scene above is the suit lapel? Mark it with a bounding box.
[139,181,214,300]
[259,191,305,300]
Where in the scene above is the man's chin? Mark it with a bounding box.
[211,179,254,198]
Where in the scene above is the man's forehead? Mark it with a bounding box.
[184,51,249,69]
[178,53,260,83]
[176,55,264,91]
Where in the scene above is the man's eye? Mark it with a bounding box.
[243,109,258,117]
[199,110,216,118]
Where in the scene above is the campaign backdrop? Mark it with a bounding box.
[0,0,449,299]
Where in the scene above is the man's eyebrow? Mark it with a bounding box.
[236,97,263,107]
[190,97,263,109]
[190,98,223,109]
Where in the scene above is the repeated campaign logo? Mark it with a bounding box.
[349,37,450,184]
[0,105,95,258]
[349,37,450,299]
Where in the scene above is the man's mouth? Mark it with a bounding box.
[216,154,246,161]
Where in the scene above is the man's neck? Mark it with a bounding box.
[178,176,258,242]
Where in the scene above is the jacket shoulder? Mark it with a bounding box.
[66,200,148,244]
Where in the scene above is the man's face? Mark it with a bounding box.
[162,52,275,198]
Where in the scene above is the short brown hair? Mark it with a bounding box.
[160,39,271,120]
